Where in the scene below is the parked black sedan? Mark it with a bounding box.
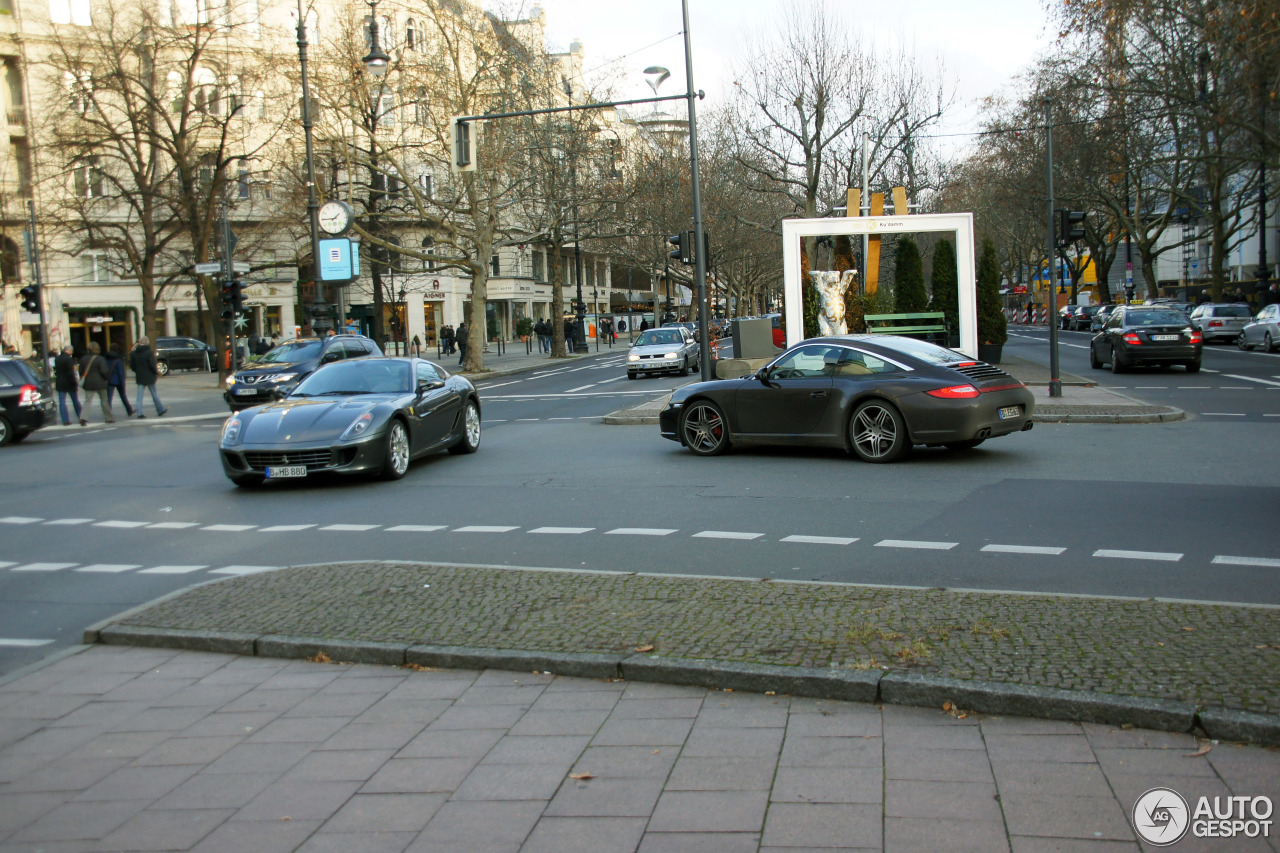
[659,335,1035,463]
[1088,305,1202,373]
[0,356,54,446]
[220,357,480,487]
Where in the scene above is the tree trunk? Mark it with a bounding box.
[548,245,569,357]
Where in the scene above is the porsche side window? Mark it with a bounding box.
[838,350,897,376]
[771,345,839,379]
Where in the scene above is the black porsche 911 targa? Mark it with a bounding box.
[659,335,1035,463]
[220,357,480,486]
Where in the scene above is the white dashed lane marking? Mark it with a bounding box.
[210,565,278,576]
[0,639,54,647]
[261,524,317,532]
[454,526,518,533]
[201,524,256,532]
[981,544,1066,555]
[44,518,91,525]
[692,531,764,541]
[529,527,595,534]
[1093,549,1183,562]
[75,564,142,573]
[94,520,149,528]
[139,565,208,574]
[1225,374,1280,387]
[1202,413,1246,417]
[781,535,858,545]
[13,563,77,572]
[148,522,200,529]
[0,517,41,524]
[1212,555,1280,568]
[875,539,958,550]
[386,525,447,532]
[606,528,677,536]
[319,524,379,532]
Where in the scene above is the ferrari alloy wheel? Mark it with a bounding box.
[382,420,410,480]
[450,401,481,454]
[849,400,907,463]
[681,400,729,456]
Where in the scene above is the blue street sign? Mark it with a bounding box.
[318,238,357,283]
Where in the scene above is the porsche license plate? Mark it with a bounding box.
[997,406,1022,420]
[1152,334,1179,341]
[266,466,307,478]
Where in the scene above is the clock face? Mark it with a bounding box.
[318,201,352,235]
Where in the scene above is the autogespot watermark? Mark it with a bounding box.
[1132,787,1274,846]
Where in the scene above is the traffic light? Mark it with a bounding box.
[669,230,696,264]
[230,279,245,314]
[1056,210,1086,247]
[451,117,475,172]
[220,279,236,321]
[19,284,38,313]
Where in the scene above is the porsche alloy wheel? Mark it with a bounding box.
[681,400,729,456]
[382,420,410,480]
[450,401,481,454]
[849,400,907,463]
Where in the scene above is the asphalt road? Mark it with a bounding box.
[2,338,1278,677]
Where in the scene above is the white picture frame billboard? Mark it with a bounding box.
[781,213,978,357]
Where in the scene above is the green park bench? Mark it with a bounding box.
[863,312,949,344]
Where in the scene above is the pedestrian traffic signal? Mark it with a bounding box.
[230,279,246,314]
[19,284,38,313]
[451,117,475,172]
[1056,210,1086,247]
[669,231,694,264]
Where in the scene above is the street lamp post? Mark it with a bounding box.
[361,0,390,345]
[295,0,322,331]
[1256,99,1271,301]
[680,0,712,379]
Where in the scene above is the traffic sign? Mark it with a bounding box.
[194,262,221,275]
[233,262,250,273]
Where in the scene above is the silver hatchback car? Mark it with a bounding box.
[627,327,700,379]
[1238,303,1280,352]
[1189,303,1252,343]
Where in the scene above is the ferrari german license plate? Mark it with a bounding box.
[997,406,1022,420]
[234,387,258,396]
[1152,334,1179,341]
[266,466,307,478]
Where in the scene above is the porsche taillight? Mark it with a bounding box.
[926,384,980,399]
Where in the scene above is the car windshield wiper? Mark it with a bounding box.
[311,390,362,396]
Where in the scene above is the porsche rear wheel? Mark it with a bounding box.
[381,420,410,479]
[849,400,907,463]
[449,400,481,454]
[680,400,729,456]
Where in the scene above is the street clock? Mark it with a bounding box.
[318,200,354,236]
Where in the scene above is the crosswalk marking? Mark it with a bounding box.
[386,525,447,532]
[210,565,278,575]
[76,564,142,573]
[0,517,42,524]
[1094,549,1183,562]
[201,524,257,532]
[982,544,1066,555]
[454,525,518,533]
[14,563,77,571]
[529,527,594,534]
[139,565,208,574]
[148,522,200,529]
[875,539,958,551]
[319,524,379,531]
[780,535,858,545]
[693,531,764,541]
[94,520,149,528]
[44,518,92,525]
[260,524,317,532]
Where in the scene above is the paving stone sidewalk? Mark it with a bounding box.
[2,644,1278,853]
[97,563,1280,735]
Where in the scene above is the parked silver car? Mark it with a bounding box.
[627,327,700,379]
[1189,303,1253,343]
[1238,303,1280,352]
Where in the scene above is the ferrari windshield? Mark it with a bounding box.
[291,360,412,397]
[635,330,683,347]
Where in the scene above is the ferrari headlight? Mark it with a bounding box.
[221,416,242,445]
[627,354,640,362]
[664,352,678,359]
[340,412,374,441]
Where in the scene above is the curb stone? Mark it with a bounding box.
[407,645,625,679]
[879,671,1198,732]
[620,655,881,703]
[254,635,410,666]
[97,625,258,656]
[1197,707,1280,747]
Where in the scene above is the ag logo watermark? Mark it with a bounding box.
[1132,788,1189,846]
[1132,787,1274,845]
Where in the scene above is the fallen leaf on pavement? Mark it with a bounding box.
[942,701,952,712]
[1256,645,1271,650]
[634,644,655,653]
[308,652,331,664]
[1186,743,1212,757]
[569,772,594,780]
[1181,627,1196,632]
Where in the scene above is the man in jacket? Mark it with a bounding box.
[105,348,135,417]
[79,342,115,424]
[129,336,168,418]
[54,345,84,426]
[455,322,469,366]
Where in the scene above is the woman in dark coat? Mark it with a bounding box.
[105,348,135,417]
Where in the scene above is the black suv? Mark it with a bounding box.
[155,336,217,375]
[0,356,54,446]
[224,335,382,411]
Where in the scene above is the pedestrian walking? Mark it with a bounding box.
[79,342,115,424]
[105,347,135,418]
[442,324,455,355]
[455,322,469,366]
[533,319,546,353]
[129,336,168,418]
[54,345,84,426]
[411,334,421,357]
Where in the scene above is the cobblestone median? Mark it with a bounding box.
[113,562,1280,714]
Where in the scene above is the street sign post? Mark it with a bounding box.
[194,262,221,275]
[232,262,250,273]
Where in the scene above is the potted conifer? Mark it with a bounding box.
[976,237,1007,363]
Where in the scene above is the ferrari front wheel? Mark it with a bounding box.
[381,420,410,479]
[449,400,481,454]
